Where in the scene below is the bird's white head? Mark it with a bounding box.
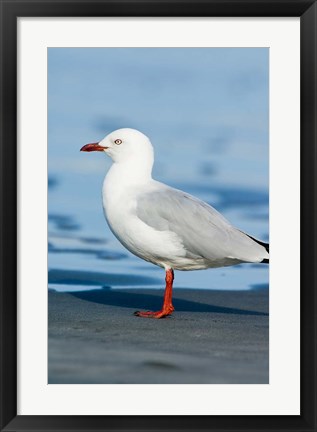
[80,128,154,167]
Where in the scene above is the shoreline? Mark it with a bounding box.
[48,287,269,384]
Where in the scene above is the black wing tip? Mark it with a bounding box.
[243,232,269,262]
[245,233,269,252]
[262,242,269,254]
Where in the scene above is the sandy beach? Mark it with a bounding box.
[48,287,269,384]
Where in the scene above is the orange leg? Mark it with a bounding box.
[134,269,175,319]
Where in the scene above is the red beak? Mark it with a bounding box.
[80,142,106,152]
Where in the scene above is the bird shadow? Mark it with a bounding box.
[69,287,268,316]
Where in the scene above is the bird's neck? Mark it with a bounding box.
[103,158,154,202]
[112,155,153,181]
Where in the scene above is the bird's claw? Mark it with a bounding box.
[133,308,173,319]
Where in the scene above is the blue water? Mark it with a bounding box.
[48,48,269,292]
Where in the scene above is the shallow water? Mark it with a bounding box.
[48,48,269,292]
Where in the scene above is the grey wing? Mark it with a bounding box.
[136,185,268,263]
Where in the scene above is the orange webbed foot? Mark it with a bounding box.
[134,305,174,319]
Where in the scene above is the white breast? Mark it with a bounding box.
[102,165,186,269]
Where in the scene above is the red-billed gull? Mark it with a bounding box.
[80,128,269,319]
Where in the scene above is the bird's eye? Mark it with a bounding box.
[114,139,122,145]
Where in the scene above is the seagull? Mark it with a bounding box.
[80,128,269,319]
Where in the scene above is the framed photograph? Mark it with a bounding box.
[1,1,316,431]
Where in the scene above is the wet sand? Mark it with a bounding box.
[48,287,269,384]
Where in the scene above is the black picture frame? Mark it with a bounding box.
[1,1,316,431]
